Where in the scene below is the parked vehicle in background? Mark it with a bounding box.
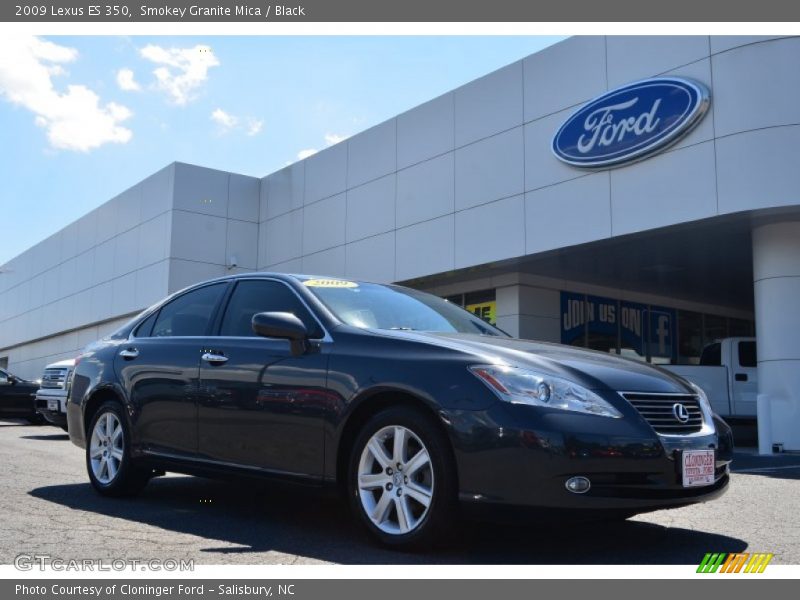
[0,367,42,424]
[34,359,75,431]
[664,337,757,421]
[67,273,733,549]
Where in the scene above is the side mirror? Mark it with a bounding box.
[252,312,309,356]
[9,375,17,385]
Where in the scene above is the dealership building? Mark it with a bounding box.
[1,35,799,451]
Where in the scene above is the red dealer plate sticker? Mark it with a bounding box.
[682,449,715,487]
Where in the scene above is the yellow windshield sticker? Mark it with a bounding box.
[303,279,359,288]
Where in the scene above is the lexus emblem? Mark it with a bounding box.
[672,403,690,423]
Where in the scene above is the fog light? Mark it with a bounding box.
[565,476,591,494]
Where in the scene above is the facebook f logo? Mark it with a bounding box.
[649,310,674,359]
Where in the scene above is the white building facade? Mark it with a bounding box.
[2,35,799,450]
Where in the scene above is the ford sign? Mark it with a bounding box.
[552,77,710,168]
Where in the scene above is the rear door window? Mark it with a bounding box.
[151,283,227,337]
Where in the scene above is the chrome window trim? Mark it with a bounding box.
[127,277,332,343]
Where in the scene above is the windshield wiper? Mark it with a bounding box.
[389,326,417,331]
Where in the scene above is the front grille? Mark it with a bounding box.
[622,393,704,435]
[40,368,68,389]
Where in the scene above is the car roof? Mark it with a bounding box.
[191,272,379,287]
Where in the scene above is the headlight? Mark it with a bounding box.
[469,365,622,418]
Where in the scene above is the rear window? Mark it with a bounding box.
[134,311,159,338]
[699,342,721,366]
[151,283,227,337]
[738,341,757,368]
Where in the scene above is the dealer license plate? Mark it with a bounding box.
[682,449,715,487]
[47,398,59,411]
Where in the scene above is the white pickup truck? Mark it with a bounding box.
[33,358,75,431]
[664,337,757,421]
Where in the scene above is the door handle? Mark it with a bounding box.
[119,348,139,360]
[201,352,228,364]
[735,373,748,382]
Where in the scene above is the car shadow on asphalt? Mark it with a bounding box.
[730,450,800,481]
[20,434,70,441]
[30,475,747,565]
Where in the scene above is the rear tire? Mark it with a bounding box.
[86,401,150,497]
[347,405,457,550]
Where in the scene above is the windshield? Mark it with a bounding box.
[300,278,506,337]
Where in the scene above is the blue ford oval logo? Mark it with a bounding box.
[552,77,710,168]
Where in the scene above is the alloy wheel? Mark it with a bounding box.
[357,425,435,535]
[89,411,124,485]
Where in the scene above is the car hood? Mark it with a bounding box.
[377,330,692,394]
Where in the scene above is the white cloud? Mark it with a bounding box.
[297,149,318,160]
[211,109,263,137]
[0,36,133,152]
[116,68,140,92]
[211,107,238,131]
[246,118,263,136]
[293,132,348,162]
[324,132,347,146]
[140,43,219,105]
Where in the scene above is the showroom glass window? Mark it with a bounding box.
[730,318,755,337]
[149,283,227,337]
[219,280,323,338]
[703,314,728,348]
[677,310,704,364]
[560,291,753,365]
[444,289,497,326]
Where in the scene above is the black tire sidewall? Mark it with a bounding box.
[86,401,143,496]
[347,406,456,548]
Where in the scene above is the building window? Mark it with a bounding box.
[444,289,496,325]
[730,317,754,337]
[677,310,704,364]
[703,314,728,347]
[586,295,619,356]
[560,291,753,366]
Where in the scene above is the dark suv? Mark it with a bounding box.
[68,273,732,548]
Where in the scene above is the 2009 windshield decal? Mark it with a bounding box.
[552,78,710,169]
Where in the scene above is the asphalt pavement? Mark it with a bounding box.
[1,419,798,565]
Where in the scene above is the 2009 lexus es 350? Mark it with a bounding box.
[67,273,732,548]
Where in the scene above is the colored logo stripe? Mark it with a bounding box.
[697,553,773,573]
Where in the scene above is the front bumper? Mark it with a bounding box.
[447,401,732,512]
[34,394,67,428]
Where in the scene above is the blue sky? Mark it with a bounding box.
[0,35,563,265]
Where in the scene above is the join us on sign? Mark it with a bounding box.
[552,77,710,168]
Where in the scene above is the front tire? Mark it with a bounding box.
[347,406,457,549]
[86,401,150,497]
